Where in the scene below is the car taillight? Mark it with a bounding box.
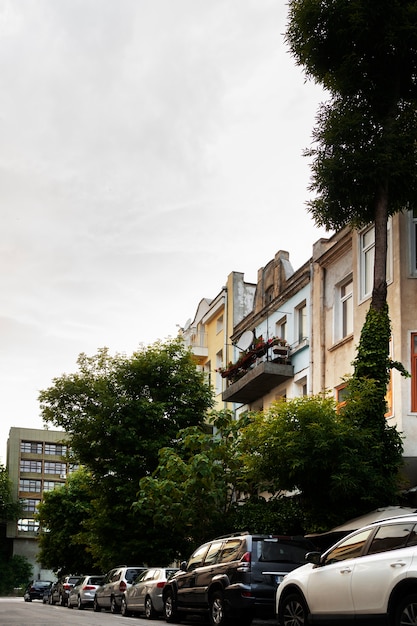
[119,581,127,593]
[63,584,71,590]
[83,585,95,590]
[237,551,251,572]
[156,582,165,589]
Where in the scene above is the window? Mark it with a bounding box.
[265,286,274,305]
[45,443,67,456]
[359,220,392,300]
[19,479,42,493]
[21,441,42,454]
[204,541,223,566]
[324,529,373,564]
[412,333,417,412]
[336,383,348,410]
[276,317,287,342]
[215,350,223,395]
[187,544,209,571]
[367,523,413,555]
[43,481,60,492]
[18,518,40,532]
[409,208,417,276]
[20,460,42,473]
[44,462,67,475]
[296,302,307,343]
[22,499,41,512]
[341,278,353,338]
[220,538,245,563]
[216,315,224,334]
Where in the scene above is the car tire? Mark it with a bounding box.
[110,596,120,614]
[395,593,417,626]
[121,596,131,617]
[77,596,84,610]
[209,590,228,626]
[93,597,101,612]
[279,592,309,626]
[164,589,181,623]
[145,595,157,619]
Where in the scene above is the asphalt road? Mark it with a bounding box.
[0,598,276,626]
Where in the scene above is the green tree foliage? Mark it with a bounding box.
[0,554,32,596]
[36,468,96,575]
[38,338,213,570]
[135,410,252,561]
[286,1,417,311]
[0,465,22,523]
[241,393,403,533]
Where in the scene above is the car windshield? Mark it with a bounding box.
[256,538,313,564]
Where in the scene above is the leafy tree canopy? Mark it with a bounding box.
[39,338,213,483]
[36,467,96,575]
[241,391,403,533]
[286,0,417,230]
[0,465,22,523]
[38,338,214,570]
[135,410,252,561]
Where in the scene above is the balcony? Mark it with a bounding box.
[219,338,293,404]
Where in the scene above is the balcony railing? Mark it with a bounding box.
[219,337,293,404]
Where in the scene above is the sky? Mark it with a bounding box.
[0,0,329,464]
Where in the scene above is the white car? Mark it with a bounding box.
[276,514,417,626]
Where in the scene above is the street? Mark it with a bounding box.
[0,598,276,626]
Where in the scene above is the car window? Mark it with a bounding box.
[220,538,246,563]
[166,569,178,580]
[324,529,373,565]
[89,576,104,585]
[204,541,224,566]
[126,568,144,583]
[367,523,414,555]
[257,538,311,565]
[187,544,210,571]
[134,570,148,584]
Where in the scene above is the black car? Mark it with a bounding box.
[162,532,316,626]
[24,580,53,602]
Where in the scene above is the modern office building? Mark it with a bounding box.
[6,427,73,580]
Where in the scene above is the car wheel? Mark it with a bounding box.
[24,596,31,602]
[279,592,308,626]
[77,596,84,610]
[145,595,157,619]
[121,596,131,617]
[93,597,101,612]
[209,590,227,626]
[395,594,417,626]
[110,596,120,614]
[164,589,181,623]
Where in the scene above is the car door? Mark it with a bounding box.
[306,528,374,619]
[176,543,210,607]
[351,522,417,615]
[136,569,156,611]
[192,540,224,606]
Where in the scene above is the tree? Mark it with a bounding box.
[38,338,213,569]
[0,465,22,523]
[36,468,96,575]
[135,410,252,561]
[286,0,417,312]
[241,392,403,532]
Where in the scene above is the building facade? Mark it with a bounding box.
[6,427,73,580]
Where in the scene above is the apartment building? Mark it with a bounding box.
[6,427,73,580]
[311,211,417,485]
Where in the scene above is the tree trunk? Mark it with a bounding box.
[371,182,389,312]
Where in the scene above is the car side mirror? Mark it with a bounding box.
[305,551,321,565]
[180,561,188,571]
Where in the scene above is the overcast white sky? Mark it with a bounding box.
[0,0,329,464]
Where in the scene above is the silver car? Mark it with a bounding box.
[121,567,179,619]
[67,575,104,610]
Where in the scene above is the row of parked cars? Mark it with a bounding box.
[25,514,417,625]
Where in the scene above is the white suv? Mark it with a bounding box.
[276,514,417,626]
